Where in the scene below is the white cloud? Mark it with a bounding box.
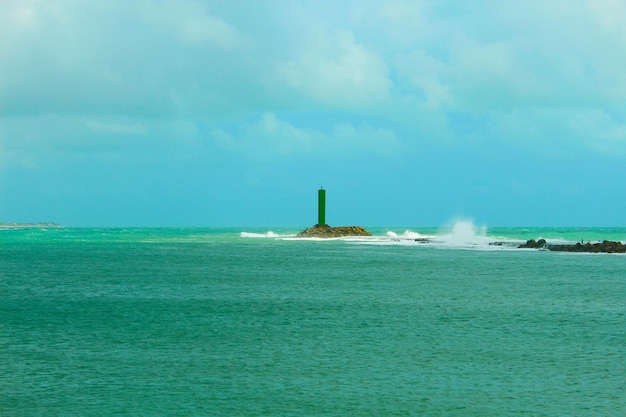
[249,112,317,155]
[0,0,252,117]
[2,0,626,161]
[85,120,148,136]
[394,49,452,110]
[210,113,400,158]
[330,122,399,154]
[587,0,626,42]
[0,115,204,169]
[179,15,241,48]
[380,0,431,47]
[280,30,392,109]
[570,109,626,156]
[381,0,626,111]
[209,113,320,157]
[489,107,626,157]
[140,1,244,49]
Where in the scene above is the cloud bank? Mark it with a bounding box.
[1,0,625,225]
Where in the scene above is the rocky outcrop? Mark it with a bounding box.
[518,239,547,249]
[548,240,626,253]
[297,224,372,238]
[519,239,626,253]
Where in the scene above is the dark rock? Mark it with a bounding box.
[547,240,626,253]
[519,238,625,253]
[297,224,372,238]
[518,239,547,249]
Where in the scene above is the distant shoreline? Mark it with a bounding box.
[0,223,61,229]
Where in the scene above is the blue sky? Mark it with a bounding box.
[1,0,625,227]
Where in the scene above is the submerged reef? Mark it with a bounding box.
[298,224,372,238]
[519,239,626,253]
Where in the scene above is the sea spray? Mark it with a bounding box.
[240,231,280,238]
[386,230,423,239]
[440,220,489,246]
[238,224,625,251]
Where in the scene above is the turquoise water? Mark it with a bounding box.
[2,226,626,415]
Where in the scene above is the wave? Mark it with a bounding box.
[386,230,429,240]
[240,222,519,249]
[436,220,496,248]
[240,221,625,251]
[240,231,282,238]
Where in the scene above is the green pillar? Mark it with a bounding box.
[318,187,326,225]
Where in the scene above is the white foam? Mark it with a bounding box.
[437,220,485,246]
[386,230,423,239]
[240,221,527,251]
[240,231,280,238]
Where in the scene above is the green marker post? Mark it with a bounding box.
[318,187,326,226]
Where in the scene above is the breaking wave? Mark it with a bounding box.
[386,230,424,240]
[438,220,492,247]
[240,220,520,250]
[240,231,281,238]
[240,220,619,251]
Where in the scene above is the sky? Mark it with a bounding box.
[1,0,625,227]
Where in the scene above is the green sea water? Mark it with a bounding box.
[2,226,625,415]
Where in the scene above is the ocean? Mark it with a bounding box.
[2,224,625,415]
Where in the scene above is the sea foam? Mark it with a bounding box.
[241,221,523,250]
[240,231,280,238]
[439,220,488,246]
[386,230,423,239]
